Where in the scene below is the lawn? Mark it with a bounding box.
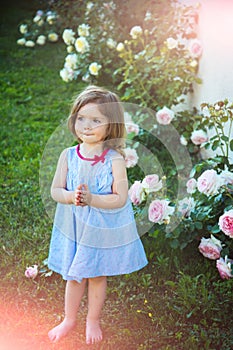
[0,1,233,349]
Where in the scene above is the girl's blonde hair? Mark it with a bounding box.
[68,85,126,156]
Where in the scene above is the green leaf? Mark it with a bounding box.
[220,116,228,123]
[212,140,220,151]
[208,224,221,234]
[170,239,179,249]
[195,221,203,230]
[221,135,229,142]
[230,139,233,151]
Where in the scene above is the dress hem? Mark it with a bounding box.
[48,261,148,283]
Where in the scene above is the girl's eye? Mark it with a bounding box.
[77,116,83,121]
[93,119,101,124]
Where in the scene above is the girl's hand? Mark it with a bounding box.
[79,184,92,206]
[73,184,86,206]
[73,184,92,206]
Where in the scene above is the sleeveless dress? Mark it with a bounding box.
[48,145,148,282]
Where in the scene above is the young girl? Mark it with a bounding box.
[47,85,148,345]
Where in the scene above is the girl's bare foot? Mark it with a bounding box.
[86,319,103,345]
[48,318,76,342]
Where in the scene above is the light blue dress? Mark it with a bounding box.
[48,145,148,282]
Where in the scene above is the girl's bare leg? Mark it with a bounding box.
[86,276,107,345]
[48,279,87,342]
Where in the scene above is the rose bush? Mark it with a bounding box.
[128,100,233,280]
[59,1,125,84]
[114,3,201,110]
[17,10,61,47]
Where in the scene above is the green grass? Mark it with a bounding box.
[1,1,233,349]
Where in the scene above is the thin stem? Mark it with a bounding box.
[212,118,226,157]
[226,113,233,159]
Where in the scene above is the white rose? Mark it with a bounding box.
[145,11,152,21]
[116,42,124,52]
[67,45,74,53]
[190,59,198,68]
[60,66,76,82]
[25,40,35,47]
[17,38,26,45]
[62,29,75,45]
[78,24,90,37]
[166,37,178,50]
[89,62,102,76]
[36,35,46,45]
[19,24,27,34]
[220,169,233,185]
[33,15,41,23]
[86,2,94,12]
[48,33,59,42]
[46,14,56,25]
[37,19,44,27]
[130,26,143,39]
[180,135,188,146]
[106,38,117,49]
[177,197,195,217]
[65,54,78,69]
[82,73,91,82]
[75,37,89,53]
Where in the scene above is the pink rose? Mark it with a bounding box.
[177,197,195,217]
[218,209,233,238]
[156,107,174,125]
[191,129,208,145]
[216,256,233,280]
[142,174,162,193]
[186,178,197,194]
[148,199,174,224]
[189,39,203,58]
[25,265,38,279]
[198,235,222,260]
[124,147,139,168]
[125,122,140,135]
[128,181,145,205]
[197,169,222,196]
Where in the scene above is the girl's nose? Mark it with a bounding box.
[84,120,92,129]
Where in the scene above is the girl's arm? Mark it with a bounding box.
[51,149,75,204]
[78,156,129,209]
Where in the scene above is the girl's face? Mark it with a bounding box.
[75,103,109,144]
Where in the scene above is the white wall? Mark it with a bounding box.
[192,0,233,106]
[188,0,233,162]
